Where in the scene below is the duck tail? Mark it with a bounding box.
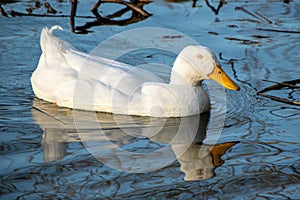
[40,25,75,56]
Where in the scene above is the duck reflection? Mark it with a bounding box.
[32,98,238,181]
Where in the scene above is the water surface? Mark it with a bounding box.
[1,0,300,199]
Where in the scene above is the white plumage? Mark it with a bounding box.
[31,26,239,117]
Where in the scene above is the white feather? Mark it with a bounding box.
[31,26,221,117]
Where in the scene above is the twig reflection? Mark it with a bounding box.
[0,4,8,17]
[1,0,247,33]
[257,79,300,106]
[71,0,151,33]
[204,0,224,15]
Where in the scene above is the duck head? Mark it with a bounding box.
[170,45,240,91]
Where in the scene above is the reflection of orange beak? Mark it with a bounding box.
[210,141,239,167]
[208,65,240,91]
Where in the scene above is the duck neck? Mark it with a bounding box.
[170,57,203,86]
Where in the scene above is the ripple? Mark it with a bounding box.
[224,85,257,128]
[1,0,300,199]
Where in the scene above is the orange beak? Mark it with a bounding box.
[208,65,240,91]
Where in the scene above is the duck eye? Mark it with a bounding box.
[197,54,203,59]
[218,70,222,75]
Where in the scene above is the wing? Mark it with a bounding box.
[137,83,210,117]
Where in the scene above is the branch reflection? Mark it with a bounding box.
[1,0,229,33]
[71,0,151,34]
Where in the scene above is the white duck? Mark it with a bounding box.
[31,26,239,117]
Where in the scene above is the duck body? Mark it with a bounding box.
[31,26,239,117]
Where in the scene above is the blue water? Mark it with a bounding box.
[1,0,300,199]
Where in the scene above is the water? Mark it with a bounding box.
[1,0,300,199]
